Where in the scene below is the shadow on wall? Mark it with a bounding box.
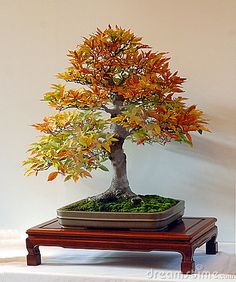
[166,135,236,171]
[165,104,236,171]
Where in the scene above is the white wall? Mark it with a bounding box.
[0,0,235,242]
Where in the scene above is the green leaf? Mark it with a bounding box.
[99,165,109,171]
[198,129,203,135]
[180,134,191,145]
[64,175,72,182]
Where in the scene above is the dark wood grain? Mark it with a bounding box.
[26,217,218,274]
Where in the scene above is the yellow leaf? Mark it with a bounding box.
[79,135,89,146]
[130,116,141,124]
[102,143,111,152]
[48,172,58,181]
[27,171,36,176]
[154,124,161,134]
[111,116,123,123]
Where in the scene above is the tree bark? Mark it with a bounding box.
[89,137,138,202]
[106,137,136,198]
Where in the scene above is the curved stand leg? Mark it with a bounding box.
[180,247,195,274]
[26,238,41,265]
[206,235,218,255]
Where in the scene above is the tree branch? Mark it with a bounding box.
[100,105,115,115]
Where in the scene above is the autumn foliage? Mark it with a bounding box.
[24,26,208,183]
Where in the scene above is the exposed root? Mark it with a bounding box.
[87,192,116,203]
[130,195,143,205]
[87,190,143,205]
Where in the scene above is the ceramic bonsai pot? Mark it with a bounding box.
[57,200,184,230]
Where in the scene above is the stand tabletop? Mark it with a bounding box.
[27,217,217,242]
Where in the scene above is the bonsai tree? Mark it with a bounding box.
[24,26,208,203]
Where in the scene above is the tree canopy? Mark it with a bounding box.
[24,26,209,182]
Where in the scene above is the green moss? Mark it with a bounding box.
[61,195,179,213]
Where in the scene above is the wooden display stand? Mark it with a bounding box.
[26,217,218,274]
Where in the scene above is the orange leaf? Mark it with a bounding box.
[136,138,146,145]
[186,133,192,144]
[166,93,173,100]
[80,170,92,178]
[47,172,58,181]
[73,174,79,182]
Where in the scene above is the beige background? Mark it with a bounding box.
[0,0,235,242]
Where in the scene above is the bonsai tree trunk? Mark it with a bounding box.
[106,137,136,198]
[89,137,138,202]
[88,95,141,203]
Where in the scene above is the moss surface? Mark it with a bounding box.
[62,195,179,213]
